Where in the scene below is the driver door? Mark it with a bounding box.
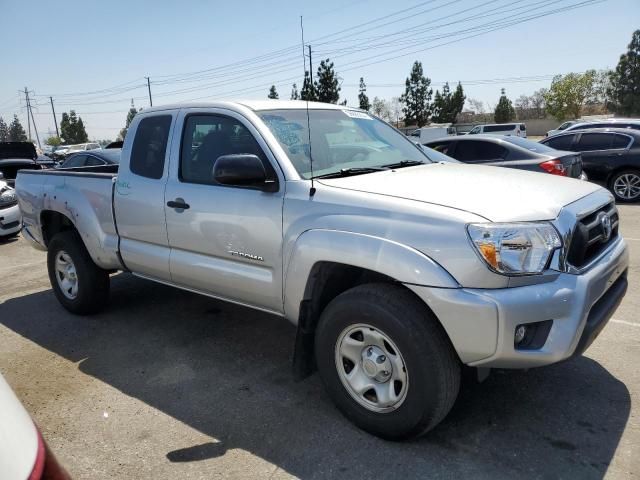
[164,109,285,313]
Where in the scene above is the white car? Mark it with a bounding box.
[467,123,527,137]
[0,374,69,479]
[546,120,584,137]
[0,178,21,238]
[408,126,456,143]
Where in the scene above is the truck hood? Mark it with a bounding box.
[317,162,602,222]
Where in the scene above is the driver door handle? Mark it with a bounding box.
[167,199,190,210]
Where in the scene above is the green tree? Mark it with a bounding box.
[76,117,89,143]
[60,112,70,142]
[450,83,466,122]
[300,71,316,101]
[358,77,370,111]
[400,61,432,126]
[371,97,391,121]
[608,29,640,116]
[267,85,279,99]
[8,115,27,141]
[46,136,61,146]
[60,110,88,143]
[290,83,299,100]
[494,88,516,123]
[314,59,340,104]
[544,72,595,121]
[119,102,138,140]
[0,117,8,141]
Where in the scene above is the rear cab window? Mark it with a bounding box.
[130,115,173,179]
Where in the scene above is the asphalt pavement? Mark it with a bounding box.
[0,205,638,479]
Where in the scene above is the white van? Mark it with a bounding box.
[467,123,527,137]
[408,126,457,143]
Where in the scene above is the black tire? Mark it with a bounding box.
[608,169,640,203]
[315,283,460,440]
[47,230,110,314]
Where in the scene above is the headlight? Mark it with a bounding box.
[0,186,17,207]
[467,222,561,275]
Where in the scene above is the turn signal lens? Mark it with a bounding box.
[478,243,498,269]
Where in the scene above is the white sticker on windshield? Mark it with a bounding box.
[342,110,373,120]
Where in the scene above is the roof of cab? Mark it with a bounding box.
[138,100,359,114]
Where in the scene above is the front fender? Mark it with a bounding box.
[283,229,458,323]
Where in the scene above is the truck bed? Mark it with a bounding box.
[15,164,123,270]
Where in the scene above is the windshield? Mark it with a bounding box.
[258,109,430,178]
[503,136,558,153]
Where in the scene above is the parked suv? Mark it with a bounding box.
[546,120,583,137]
[559,118,640,135]
[541,128,640,201]
[467,123,527,137]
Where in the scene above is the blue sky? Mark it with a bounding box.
[0,0,638,140]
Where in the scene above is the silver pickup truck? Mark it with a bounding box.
[16,101,629,439]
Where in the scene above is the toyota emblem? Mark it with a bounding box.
[599,212,612,242]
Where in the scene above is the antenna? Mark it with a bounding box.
[300,15,316,196]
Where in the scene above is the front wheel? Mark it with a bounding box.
[315,283,460,440]
[609,170,640,202]
[47,231,110,314]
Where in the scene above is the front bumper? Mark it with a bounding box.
[408,235,628,368]
[0,204,21,237]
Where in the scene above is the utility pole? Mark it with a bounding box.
[24,88,31,141]
[23,87,41,149]
[49,97,59,138]
[145,77,153,107]
[307,45,313,86]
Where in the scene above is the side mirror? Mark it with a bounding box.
[212,154,276,191]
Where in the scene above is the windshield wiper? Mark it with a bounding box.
[313,167,386,179]
[381,159,425,169]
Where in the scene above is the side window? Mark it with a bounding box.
[545,134,575,151]
[180,114,271,186]
[577,133,613,151]
[469,126,480,134]
[85,156,105,166]
[611,134,631,149]
[427,140,452,154]
[62,154,87,168]
[453,141,506,162]
[130,115,172,179]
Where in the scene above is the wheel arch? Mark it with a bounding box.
[284,229,459,378]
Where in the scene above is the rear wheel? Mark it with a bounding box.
[315,283,460,440]
[47,231,110,314]
[609,170,640,202]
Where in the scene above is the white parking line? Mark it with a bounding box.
[610,318,640,328]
